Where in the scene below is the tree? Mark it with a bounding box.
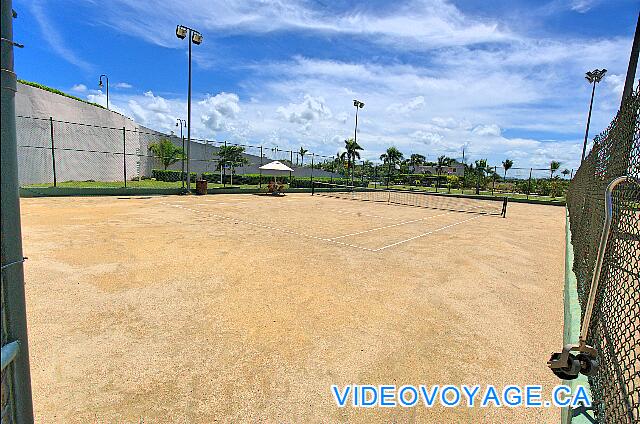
[148,138,185,170]
[383,147,404,186]
[550,160,561,179]
[473,159,490,194]
[410,153,426,171]
[502,159,513,180]
[344,138,364,184]
[298,147,308,167]
[216,145,249,185]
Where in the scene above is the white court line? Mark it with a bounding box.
[328,209,398,221]
[373,215,482,251]
[328,211,453,240]
[162,202,376,252]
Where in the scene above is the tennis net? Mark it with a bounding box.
[312,182,508,216]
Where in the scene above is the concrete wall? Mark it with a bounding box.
[16,82,338,185]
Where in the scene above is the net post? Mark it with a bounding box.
[122,126,127,188]
[49,116,57,187]
[311,180,315,195]
[289,150,293,186]
[527,168,532,200]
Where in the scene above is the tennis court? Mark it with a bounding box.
[20,192,566,422]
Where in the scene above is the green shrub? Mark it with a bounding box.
[151,169,196,182]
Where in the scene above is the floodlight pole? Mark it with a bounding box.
[176,25,202,192]
[99,74,109,110]
[352,99,364,185]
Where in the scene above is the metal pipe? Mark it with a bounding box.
[49,116,56,187]
[1,1,34,420]
[579,176,640,343]
[122,127,126,187]
[186,31,192,192]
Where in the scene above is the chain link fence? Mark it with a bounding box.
[16,115,573,202]
[15,116,341,191]
[566,86,639,423]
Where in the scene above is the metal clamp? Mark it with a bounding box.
[0,256,27,271]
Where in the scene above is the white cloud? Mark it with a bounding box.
[472,124,501,137]
[115,82,133,89]
[29,0,92,71]
[570,0,599,13]
[277,95,332,125]
[71,84,87,93]
[199,92,241,132]
[97,0,513,51]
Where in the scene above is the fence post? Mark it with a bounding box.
[361,160,364,186]
[374,164,378,188]
[223,140,226,187]
[49,116,57,187]
[527,167,533,199]
[492,166,496,196]
[1,1,35,419]
[122,127,127,188]
[259,146,263,188]
[289,150,293,186]
[331,158,334,184]
[311,154,314,187]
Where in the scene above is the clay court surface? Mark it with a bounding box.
[20,193,565,422]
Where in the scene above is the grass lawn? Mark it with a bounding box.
[22,180,565,203]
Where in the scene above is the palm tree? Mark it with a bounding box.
[550,160,561,179]
[148,138,185,170]
[384,147,404,187]
[344,138,363,185]
[561,169,571,178]
[502,159,513,180]
[298,147,308,167]
[474,159,489,194]
[410,153,426,171]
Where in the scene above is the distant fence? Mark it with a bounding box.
[566,86,639,423]
[16,115,571,201]
[15,116,339,187]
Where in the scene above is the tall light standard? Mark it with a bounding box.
[581,68,606,162]
[176,24,203,192]
[176,118,187,189]
[98,74,109,110]
[352,99,364,184]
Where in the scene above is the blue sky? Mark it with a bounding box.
[14,0,639,170]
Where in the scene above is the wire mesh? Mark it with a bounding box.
[312,181,507,216]
[566,86,639,424]
[1,272,16,424]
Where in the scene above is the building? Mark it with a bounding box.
[413,160,465,177]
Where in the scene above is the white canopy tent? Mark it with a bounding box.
[259,161,294,191]
[259,161,294,172]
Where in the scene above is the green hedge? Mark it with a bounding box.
[199,173,364,187]
[152,169,196,182]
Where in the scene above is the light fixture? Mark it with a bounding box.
[176,25,187,39]
[191,31,203,45]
